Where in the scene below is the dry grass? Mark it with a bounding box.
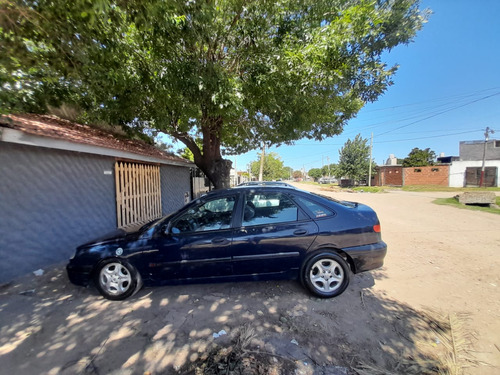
[354,309,485,375]
[184,325,292,375]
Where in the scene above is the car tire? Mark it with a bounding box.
[94,258,142,300]
[302,252,350,298]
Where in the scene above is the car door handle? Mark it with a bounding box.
[293,229,308,236]
[212,238,229,245]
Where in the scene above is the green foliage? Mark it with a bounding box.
[1,0,426,187]
[402,148,436,167]
[337,134,374,181]
[250,152,289,181]
[178,147,194,162]
[308,168,323,181]
[321,163,338,177]
[283,166,293,179]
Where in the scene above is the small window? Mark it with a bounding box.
[294,196,334,218]
[414,168,422,172]
[171,196,236,233]
[243,193,298,226]
[431,168,439,172]
[494,140,500,148]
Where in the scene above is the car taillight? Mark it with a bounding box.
[373,224,381,233]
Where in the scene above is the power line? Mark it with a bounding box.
[373,129,482,143]
[284,129,484,164]
[361,87,500,114]
[334,89,500,138]
[374,91,500,137]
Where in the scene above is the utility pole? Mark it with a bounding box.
[368,132,373,187]
[480,127,495,187]
[258,142,265,181]
[326,156,330,177]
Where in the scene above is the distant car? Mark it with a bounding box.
[67,186,387,300]
[319,177,337,184]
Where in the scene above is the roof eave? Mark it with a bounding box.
[0,127,193,168]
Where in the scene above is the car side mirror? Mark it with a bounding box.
[162,223,172,237]
[163,222,180,237]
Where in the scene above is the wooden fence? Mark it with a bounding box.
[115,162,162,228]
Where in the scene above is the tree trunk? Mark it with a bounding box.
[204,158,232,189]
[173,114,233,190]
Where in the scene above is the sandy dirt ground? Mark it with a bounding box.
[1,184,499,375]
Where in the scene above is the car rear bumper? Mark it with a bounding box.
[66,262,93,286]
[343,241,387,273]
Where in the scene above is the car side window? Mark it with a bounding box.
[294,196,334,218]
[243,192,298,226]
[171,196,236,233]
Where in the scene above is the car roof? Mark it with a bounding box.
[194,185,356,209]
[199,185,302,201]
[237,181,295,188]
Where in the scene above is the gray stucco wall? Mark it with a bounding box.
[0,143,117,282]
[460,140,500,161]
[0,142,191,283]
[160,165,192,215]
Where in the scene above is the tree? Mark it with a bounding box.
[402,148,436,167]
[337,134,374,182]
[250,152,289,181]
[293,170,303,179]
[0,0,426,188]
[308,168,323,181]
[321,163,338,177]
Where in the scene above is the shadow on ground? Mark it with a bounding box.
[0,265,451,375]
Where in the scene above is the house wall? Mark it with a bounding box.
[0,143,190,282]
[376,166,403,186]
[459,140,500,161]
[449,160,500,187]
[403,165,449,186]
[160,165,191,213]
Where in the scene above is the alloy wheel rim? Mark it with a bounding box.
[99,263,131,295]
[309,259,344,293]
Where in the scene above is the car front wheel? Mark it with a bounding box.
[94,259,142,300]
[302,252,350,298]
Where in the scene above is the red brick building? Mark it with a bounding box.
[403,165,449,186]
[374,166,403,186]
[373,164,450,186]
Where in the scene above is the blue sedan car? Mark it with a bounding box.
[67,186,386,300]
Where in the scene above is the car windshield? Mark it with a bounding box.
[138,214,172,233]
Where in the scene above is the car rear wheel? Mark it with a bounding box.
[302,252,350,298]
[94,259,142,300]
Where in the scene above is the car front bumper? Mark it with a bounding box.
[343,241,387,273]
[66,262,93,286]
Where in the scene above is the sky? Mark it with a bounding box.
[231,0,500,173]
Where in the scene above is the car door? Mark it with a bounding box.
[231,191,319,276]
[150,194,238,281]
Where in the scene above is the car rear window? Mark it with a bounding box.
[294,196,335,218]
[311,193,357,208]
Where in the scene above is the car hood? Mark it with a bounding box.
[78,229,130,248]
